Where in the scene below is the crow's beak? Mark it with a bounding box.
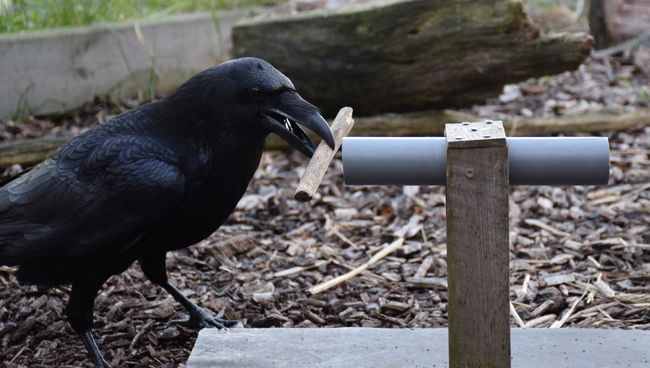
[261,93,335,158]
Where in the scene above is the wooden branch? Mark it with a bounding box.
[598,30,650,56]
[308,237,404,294]
[294,107,354,202]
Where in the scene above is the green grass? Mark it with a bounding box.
[0,0,279,33]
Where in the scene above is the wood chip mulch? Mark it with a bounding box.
[2,129,650,367]
[2,50,650,367]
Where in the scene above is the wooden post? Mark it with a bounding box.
[589,0,610,50]
[445,121,511,368]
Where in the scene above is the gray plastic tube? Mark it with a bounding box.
[343,137,610,186]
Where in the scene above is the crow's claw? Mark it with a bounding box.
[171,307,237,329]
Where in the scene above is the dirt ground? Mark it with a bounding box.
[2,35,650,368]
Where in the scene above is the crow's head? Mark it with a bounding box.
[183,57,335,158]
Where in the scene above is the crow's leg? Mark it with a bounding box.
[68,276,112,368]
[140,253,236,329]
[79,330,111,368]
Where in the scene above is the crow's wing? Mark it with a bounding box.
[0,133,185,263]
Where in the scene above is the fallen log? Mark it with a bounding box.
[506,109,650,136]
[232,0,593,116]
[0,137,69,169]
[3,108,648,169]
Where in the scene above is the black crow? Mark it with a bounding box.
[0,57,335,368]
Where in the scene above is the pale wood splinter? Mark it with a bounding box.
[294,107,354,202]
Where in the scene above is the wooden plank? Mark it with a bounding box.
[445,122,510,368]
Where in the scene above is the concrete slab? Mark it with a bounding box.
[0,9,257,119]
[186,328,650,368]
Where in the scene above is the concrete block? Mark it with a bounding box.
[187,327,650,368]
[0,9,256,119]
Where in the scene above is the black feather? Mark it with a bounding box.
[0,57,333,368]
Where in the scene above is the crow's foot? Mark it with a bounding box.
[171,307,237,329]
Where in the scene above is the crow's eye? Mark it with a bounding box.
[250,86,264,100]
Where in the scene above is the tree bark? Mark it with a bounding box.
[233,0,593,117]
